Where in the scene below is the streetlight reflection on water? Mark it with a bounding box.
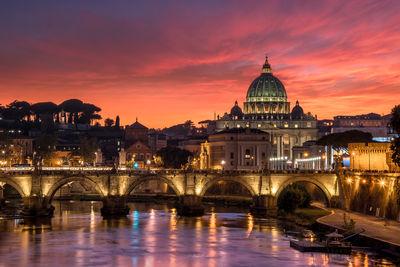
[0,201,396,266]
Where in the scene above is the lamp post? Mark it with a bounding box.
[221,160,226,171]
[146,159,151,171]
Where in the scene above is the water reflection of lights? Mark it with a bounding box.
[169,208,178,266]
[145,209,156,254]
[246,213,253,237]
[90,204,95,232]
[132,210,139,229]
[169,208,177,231]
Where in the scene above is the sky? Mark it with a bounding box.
[0,0,399,128]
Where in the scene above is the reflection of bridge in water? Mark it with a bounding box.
[0,167,340,217]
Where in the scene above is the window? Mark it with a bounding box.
[245,149,251,159]
[230,152,234,159]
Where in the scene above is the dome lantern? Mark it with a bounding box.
[262,56,272,74]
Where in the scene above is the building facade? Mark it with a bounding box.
[349,142,399,172]
[213,57,318,167]
[199,128,271,171]
[292,140,329,171]
[332,113,391,141]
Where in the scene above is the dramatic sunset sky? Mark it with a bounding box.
[0,1,399,128]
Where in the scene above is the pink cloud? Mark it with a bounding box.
[0,0,399,127]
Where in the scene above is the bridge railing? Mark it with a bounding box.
[0,166,338,175]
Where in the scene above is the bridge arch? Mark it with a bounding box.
[200,177,257,197]
[0,178,27,197]
[125,176,181,196]
[46,176,106,202]
[275,177,332,205]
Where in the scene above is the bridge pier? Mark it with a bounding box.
[21,196,55,217]
[176,195,205,216]
[100,196,130,218]
[250,195,277,217]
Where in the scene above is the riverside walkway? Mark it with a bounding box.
[317,208,400,247]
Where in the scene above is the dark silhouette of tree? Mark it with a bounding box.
[0,100,31,122]
[6,101,31,122]
[317,130,373,154]
[115,115,120,128]
[390,105,400,167]
[59,99,84,124]
[277,184,311,213]
[78,103,102,125]
[156,146,193,169]
[104,118,114,127]
[30,102,59,132]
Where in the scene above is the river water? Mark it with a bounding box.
[0,201,396,267]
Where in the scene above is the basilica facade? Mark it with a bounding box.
[214,57,318,166]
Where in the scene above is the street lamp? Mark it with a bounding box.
[221,160,226,171]
[146,159,151,171]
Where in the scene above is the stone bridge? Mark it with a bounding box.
[0,167,339,217]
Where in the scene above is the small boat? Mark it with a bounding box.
[290,230,352,255]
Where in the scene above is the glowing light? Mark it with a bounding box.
[362,179,367,184]
[133,162,139,169]
[221,160,226,165]
[346,178,352,184]
[379,180,386,187]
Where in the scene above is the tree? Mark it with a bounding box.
[277,184,312,213]
[104,118,114,127]
[0,100,32,122]
[115,115,120,128]
[78,103,102,125]
[59,99,84,124]
[30,102,59,132]
[156,146,193,169]
[317,130,373,155]
[6,101,31,122]
[390,105,400,167]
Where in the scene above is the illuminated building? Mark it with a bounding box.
[199,128,271,171]
[292,141,329,170]
[213,57,318,166]
[349,142,399,172]
[332,113,392,142]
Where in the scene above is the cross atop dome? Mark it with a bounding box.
[262,55,272,73]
